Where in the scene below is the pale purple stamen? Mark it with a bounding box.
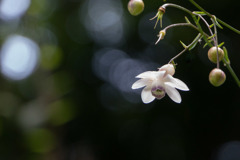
[151,86,165,99]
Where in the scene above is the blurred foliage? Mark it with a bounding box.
[0,0,240,160]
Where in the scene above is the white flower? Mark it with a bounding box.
[132,64,189,104]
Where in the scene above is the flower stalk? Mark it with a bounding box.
[189,0,240,34]
[131,0,240,104]
[155,1,240,87]
[224,60,240,87]
[168,33,202,64]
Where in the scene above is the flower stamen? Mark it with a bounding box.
[151,86,165,99]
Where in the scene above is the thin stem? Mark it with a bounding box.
[191,14,212,47]
[162,3,192,15]
[189,0,212,17]
[217,18,240,34]
[197,14,214,40]
[212,19,220,68]
[155,23,208,45]
[161,1,240,86]
[189,0,240,34]
[168,34,202,64]
[168,48,188,64]
[223,59,240,87]
[198,14,220,68]
[164,23,208,37]
[160,3,211,47]
[197,13,239,84]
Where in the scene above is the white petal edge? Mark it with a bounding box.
[155,33,162,45]
[136,71,157,79]
[164,75,189,91]
[155,70,166,79]
[164,83,182,103]
[132,79,150,89]
[141,86,155,104]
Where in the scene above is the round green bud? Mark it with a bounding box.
[208,46,224,63]
[209,68,226,87]
[128,0,144,16]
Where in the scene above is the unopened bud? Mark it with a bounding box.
[155,30,166,44]
[128,0,144,16]
[159,64,175,76]
[209,68,226,87]
[208,46,224,64]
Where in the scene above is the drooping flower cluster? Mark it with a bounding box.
[128,1,240,104]
[132,64,189,104]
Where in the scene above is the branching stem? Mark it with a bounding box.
[162,3,192,15]
[168,34,202,64]
[164,23,208,37]
[223,59,240,87]
[158,1,240,87]
[189,0,240,34]
[212,19,220,68]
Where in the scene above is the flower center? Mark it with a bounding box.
[151,86,165,99]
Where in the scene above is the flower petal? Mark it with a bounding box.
[164,83,182,103]
[132,79,150,89]
[155,33,162,45]
[141,86,155,104]
[150,71,165,88]
[136,71,157,79]
[155,70,166,79]
[164,75,189,91]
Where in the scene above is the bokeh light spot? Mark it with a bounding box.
[0,35,39,80]
[80,0,124,46]
[18,100,47,129]
[93,48,158,103]
[0,0,31,21]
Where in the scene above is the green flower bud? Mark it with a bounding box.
[209,68,226,87]
[208,46,224,64]
[128,0,144,16]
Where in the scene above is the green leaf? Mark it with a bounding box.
[185,16,191,24]
[203,39,213,48]
[218,42,224,48]
[213,16,223,29]
[216,21,223,29]
[189,34,202,50]
[193,11,206,15]
[203,43,208,48]
[171,61,177,69]
[180,40,187,49]
[209,24,214,28]
[196,16,200,24]
[189,40,198,50]
[223,46,230,64]
[207,34,216,40]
